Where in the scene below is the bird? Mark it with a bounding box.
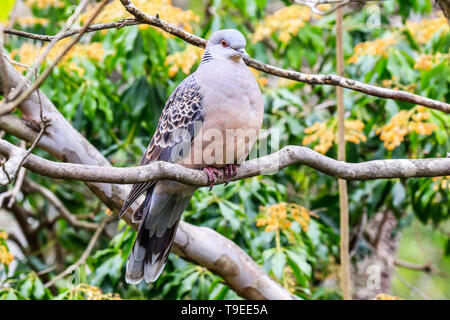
[119,29,264,284]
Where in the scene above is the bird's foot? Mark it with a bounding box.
[203,167,222,191]
[223,164,238,186]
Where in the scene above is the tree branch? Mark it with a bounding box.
[0,139,448,186]
[4,19,141,42]
[22,178,100,231]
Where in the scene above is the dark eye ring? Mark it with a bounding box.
[220,40,229,47]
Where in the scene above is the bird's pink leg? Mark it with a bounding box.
[223,164,239,185]
[203,167,222,191]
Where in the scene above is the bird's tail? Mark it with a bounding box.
[125,188,192,284]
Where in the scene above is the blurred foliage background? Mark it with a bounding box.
[0,0,449,300]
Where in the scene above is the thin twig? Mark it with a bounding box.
[294,0,350,15]
[1,53,33,71]
[44,217,111,288]
[22,178,99,230]
[4,19,141,42]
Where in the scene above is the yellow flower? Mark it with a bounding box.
[406,12,448,44]
[70,284,121,300]
[10,39,106,74]
[348,35,396,64]
[432,176,450,191]
[164,45,204,77]
[80,0,199,35]
[349,12,448,64]
[253,5,319,44]
[250,68,268,87]
[25,0,64,9]
[375,293,403,300]
[302,119,366,154]
[0,245,13,266]
[414,52,449,71]
[256,202,312,234]
[16,16,49,26]
[0,231,8,240]
[377,106,437,150]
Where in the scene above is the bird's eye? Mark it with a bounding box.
[220,40,229,47]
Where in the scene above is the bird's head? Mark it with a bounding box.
[205,29,249,62]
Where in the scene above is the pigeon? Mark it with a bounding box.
[119,29,264,284]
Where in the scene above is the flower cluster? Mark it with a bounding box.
[25,0,64,9]
[80,0,199,34]
[414,52,449,71]
[406,12,449,44]
[252,5,318,43]
[302,119,366,154]
[349,12,448,64]
[348,35,396,64]
[432,176,449,191]
[376,106,437,150]
[164,45,204,77]
[381,77,417,93]
[256,202,311,234]
[16,16,49,26]
[69,284,121,300]
[10,39,105,75]
[0,231,8,240]
[0,231,13,267]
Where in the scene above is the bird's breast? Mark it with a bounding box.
[179,65,263,169]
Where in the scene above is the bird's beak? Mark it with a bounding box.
[237,48,250,59]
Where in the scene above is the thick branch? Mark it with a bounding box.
[0,139,448,186]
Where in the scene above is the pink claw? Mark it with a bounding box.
[223,164,238,186]
[203,167,221,191]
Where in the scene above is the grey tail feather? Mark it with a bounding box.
[125,190,192,284]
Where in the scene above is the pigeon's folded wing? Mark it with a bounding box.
[119,74,205,217]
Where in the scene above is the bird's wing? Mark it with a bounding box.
[119,74,204,217]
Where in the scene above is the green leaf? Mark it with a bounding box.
[286,249,311,277]
[33,277,46,300]
[392,181,406,209]
[271,251,286,280]
[5,290,18,300]
[19,277,33,299]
